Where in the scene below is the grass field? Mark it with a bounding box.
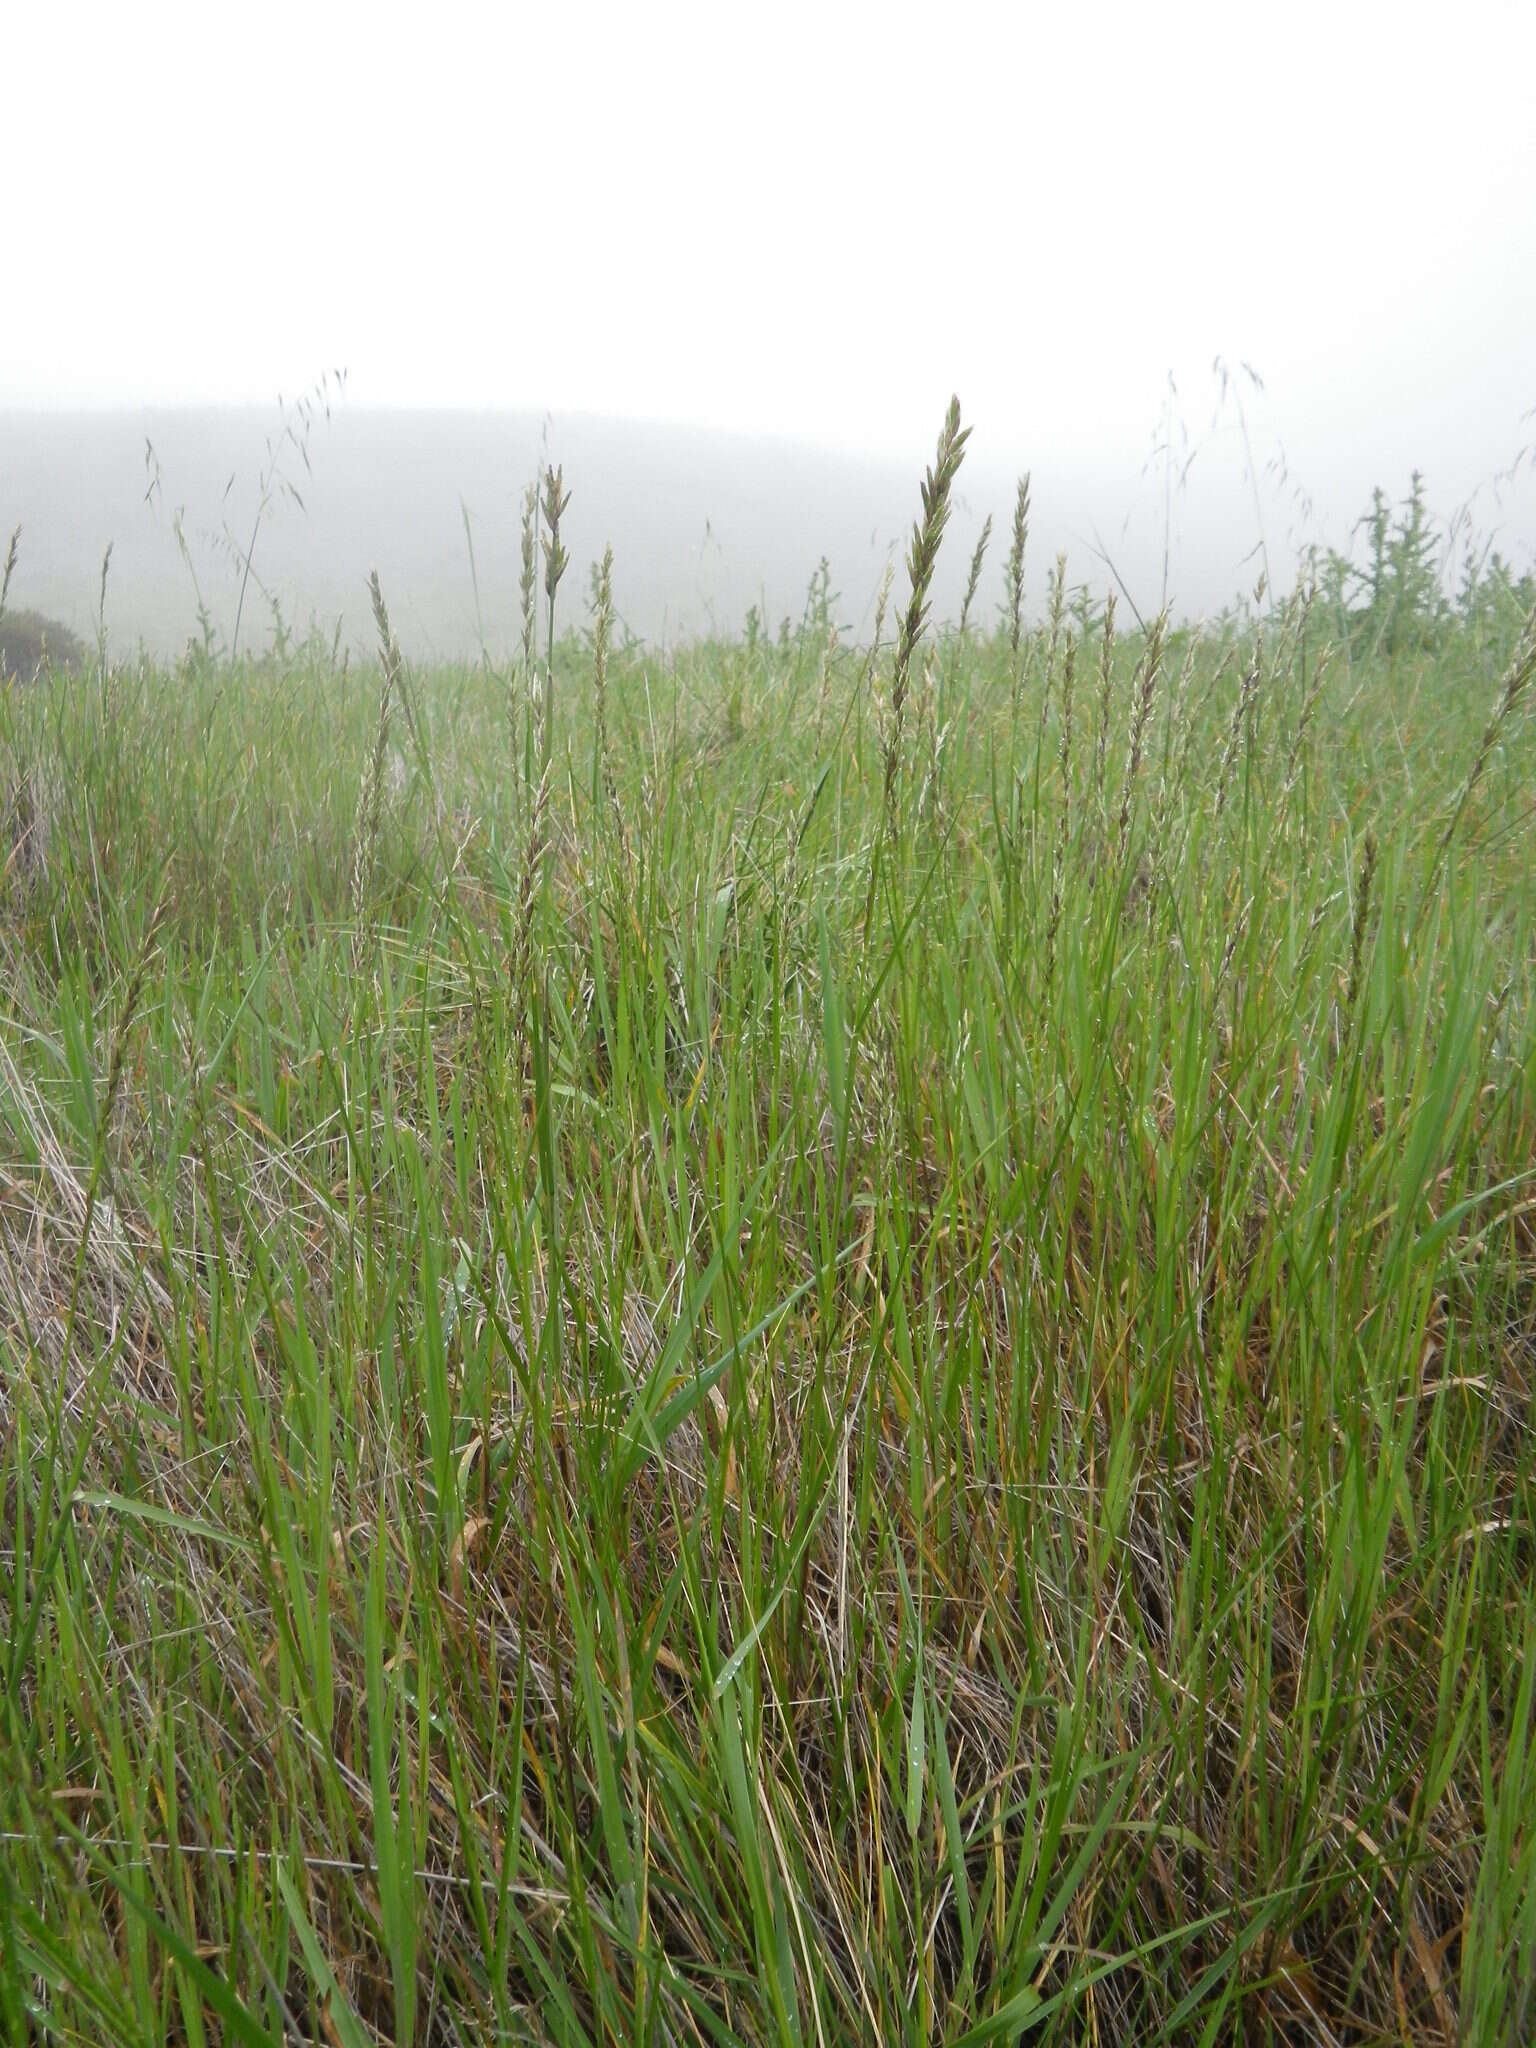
[2,417,1534,2044]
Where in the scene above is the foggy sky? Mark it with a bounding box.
[4,0,1533,650]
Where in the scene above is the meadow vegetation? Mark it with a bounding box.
[1,410,1534,2043]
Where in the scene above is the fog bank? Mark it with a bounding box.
[4,405,1533,662]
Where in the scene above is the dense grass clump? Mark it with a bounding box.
[1,422,1534,2044]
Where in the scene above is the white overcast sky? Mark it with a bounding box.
[6,0,1535,505]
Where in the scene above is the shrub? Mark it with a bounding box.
[0,607,86,682]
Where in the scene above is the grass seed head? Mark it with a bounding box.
[592,542,615,802]
[884,396,969,819]
[351,568,403,947]
[541,465,572,606]
[1058,630,1078,826]
[0,524,18,624]
[539,465,573,767]
[1005,473,1030,662]
[959,514,992,638]
[1347,827,1379,1016]
[519,481,539,673]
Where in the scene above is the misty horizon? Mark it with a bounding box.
[5,393,1534,663]
[9,1,1532,661]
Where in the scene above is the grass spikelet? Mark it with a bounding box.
[540,467,572,768]
[880,396,970,835]
[516,479,539,777]
[351,569,402,949]
[1116,611,1168,862]
[96,542,114,714]
[97,542,113,659]
[870,555,894,654]
[591,542,615,809]
[1042,551,1067,702]
[958,514,992,638]
[518,480,538,675]
[1091,592,1116,820]
[1347,827,1379,1017]
[0,524,18,625]
[1005,473,1030,664]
